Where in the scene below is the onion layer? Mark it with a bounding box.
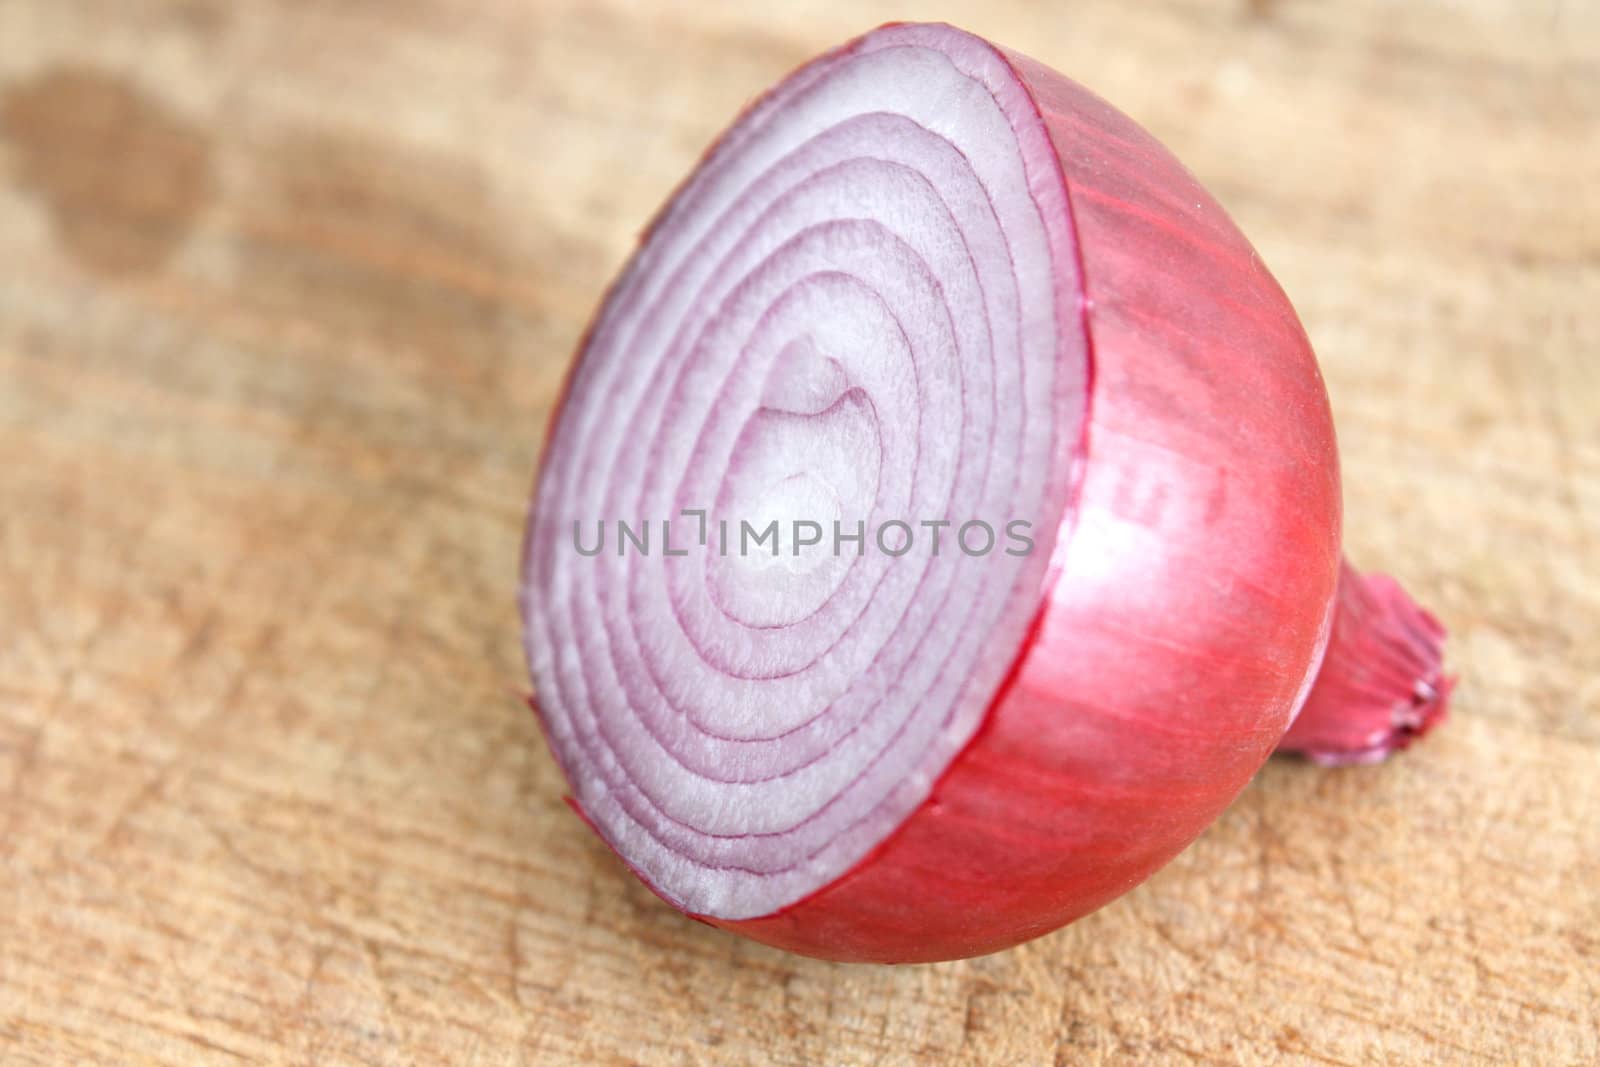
[520,22,1448,963]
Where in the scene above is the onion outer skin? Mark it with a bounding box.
[690,35,1340,963]
[526,23,1449,964]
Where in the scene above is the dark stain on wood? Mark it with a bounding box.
[1,66,214,277]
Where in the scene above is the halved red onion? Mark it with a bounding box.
[520,22,1448,962]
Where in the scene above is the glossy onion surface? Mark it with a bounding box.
[522,23,1341,961]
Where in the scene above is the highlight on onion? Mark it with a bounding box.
[518,22,1451,963]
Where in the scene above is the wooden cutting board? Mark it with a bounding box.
[1,1,1594,1062]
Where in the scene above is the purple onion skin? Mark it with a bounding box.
[530,23,1448,964]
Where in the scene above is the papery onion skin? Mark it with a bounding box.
[1277,562,1452,766]
[523,23,1448,964]
[702,39,1343,963]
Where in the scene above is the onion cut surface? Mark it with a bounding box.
[520,22,1449,963]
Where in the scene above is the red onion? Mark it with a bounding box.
[519,22,1450,963]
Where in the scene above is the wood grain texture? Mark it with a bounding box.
[0,0,1593,1063]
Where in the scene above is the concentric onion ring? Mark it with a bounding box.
[520,25,1088,919]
